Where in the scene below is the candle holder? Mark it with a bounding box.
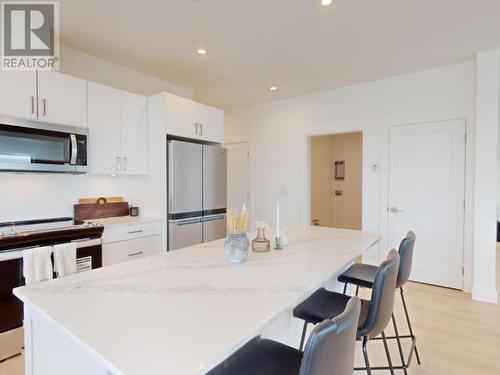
[252,227,270,252]
[274,236,283,250]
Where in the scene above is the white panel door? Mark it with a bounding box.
[164,93,198,138]
[0,70,37,119]
[226,142,249,212]
[197,103,224,143]
[120,91,148,175]
[37,71,87,128]
[388,119,466,289]
[87,82,121,174]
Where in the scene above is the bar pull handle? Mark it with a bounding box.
[128,229,144,234]
[128,251,144,257]
[30,96,35,114]
[116,156,121,172]
[42,98,47,116]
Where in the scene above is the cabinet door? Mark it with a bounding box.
[102,235,163,266]
[87,82,121,174]
[197,103,224,143]
[164,93,198,138]
[120,91,148,175]
[0,70,37,120]
[37,71,87,128]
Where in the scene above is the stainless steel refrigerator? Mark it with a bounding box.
[167,140,227,250]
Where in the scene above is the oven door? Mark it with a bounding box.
[74,238,102,271]
[0,117,88,173]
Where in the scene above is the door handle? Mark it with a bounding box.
[30,96,35,114]
[388,207,405,213]
[116,156,121,172]
[200,123,203,136]
[128,229,144,234]
[195,123,199,135]
[42,98,47,116]
[122,156,127,172]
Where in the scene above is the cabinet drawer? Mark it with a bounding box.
[103,235,163,266]
[102,221,162,244]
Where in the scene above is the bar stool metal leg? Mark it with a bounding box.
[361,336,372,375]
[381,331,395,375]
[299,321,308,351]
[392,313,408,375]
[400,287,421,365]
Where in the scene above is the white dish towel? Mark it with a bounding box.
[53,242,77,277]
[23,246,53,285]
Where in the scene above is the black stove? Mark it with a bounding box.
[0,217,103,252]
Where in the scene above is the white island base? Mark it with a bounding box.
[15,226,380,375]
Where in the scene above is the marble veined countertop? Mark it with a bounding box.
[14,225,380,375]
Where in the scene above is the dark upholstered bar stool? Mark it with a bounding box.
[293,250,400,375]
[206,297,361,375]
[338,231,419,371]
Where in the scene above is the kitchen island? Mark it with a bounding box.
[14,225,380,375]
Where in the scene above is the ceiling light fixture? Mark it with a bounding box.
[197,48,207,55]
[270,86,278,92]
[321,0,333,6]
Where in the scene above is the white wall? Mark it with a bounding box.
[473,50,499,303]
[60,46,193,99]
[0,47,193,224]
[225,62,477,292]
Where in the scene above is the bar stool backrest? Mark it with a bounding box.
[357,249,400,339]
[300,297,361,375]
[396,231,416,288]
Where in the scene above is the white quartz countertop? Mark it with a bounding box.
[84,215,162,227]
[14,225,380,375]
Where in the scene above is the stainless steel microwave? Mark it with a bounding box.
[0,116,88,174]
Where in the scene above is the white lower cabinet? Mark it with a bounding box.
[103,235,162,266]
[102,220,163,266]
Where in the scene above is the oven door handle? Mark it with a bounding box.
[70,134,78,165]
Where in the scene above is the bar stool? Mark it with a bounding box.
[338,231,419,372]
[293,250,400,375]
[206,297,361,375]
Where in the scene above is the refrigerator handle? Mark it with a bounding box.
[202,215,225,222]
[168,141,174,211]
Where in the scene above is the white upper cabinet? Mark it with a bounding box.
[0,70,37,120]
[196,103,224,143]
[164,93,198,138]
[120,91,148,175]
[37,71,87,128]
[88,82,122,175]
[88,82,149,175]
[161,92,224,143]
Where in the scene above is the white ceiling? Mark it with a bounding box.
[59,0,500,109]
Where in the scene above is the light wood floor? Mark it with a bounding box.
[2,250,500,375]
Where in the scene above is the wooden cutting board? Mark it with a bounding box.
[74,197,129,221]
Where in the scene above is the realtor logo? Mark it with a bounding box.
[1,1,60,70]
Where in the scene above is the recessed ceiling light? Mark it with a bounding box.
[321,0,333,6]
[270,86,278,92]
[197,48,207,55]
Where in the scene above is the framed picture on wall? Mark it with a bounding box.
[334,161,345,180]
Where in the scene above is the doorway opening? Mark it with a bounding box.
[310,132,363,230]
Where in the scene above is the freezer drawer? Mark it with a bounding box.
[168,141,203,215]
[203,145,227,212]
[168,219,203,251]
[202,215,227,242]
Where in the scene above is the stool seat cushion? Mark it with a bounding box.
[206,337,303,375]
[293,288,369,328]
[338,263,378,289]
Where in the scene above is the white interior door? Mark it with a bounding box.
[388,119,466,289]
[226,142,249,213]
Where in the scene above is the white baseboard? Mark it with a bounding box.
[471,286,498,303]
